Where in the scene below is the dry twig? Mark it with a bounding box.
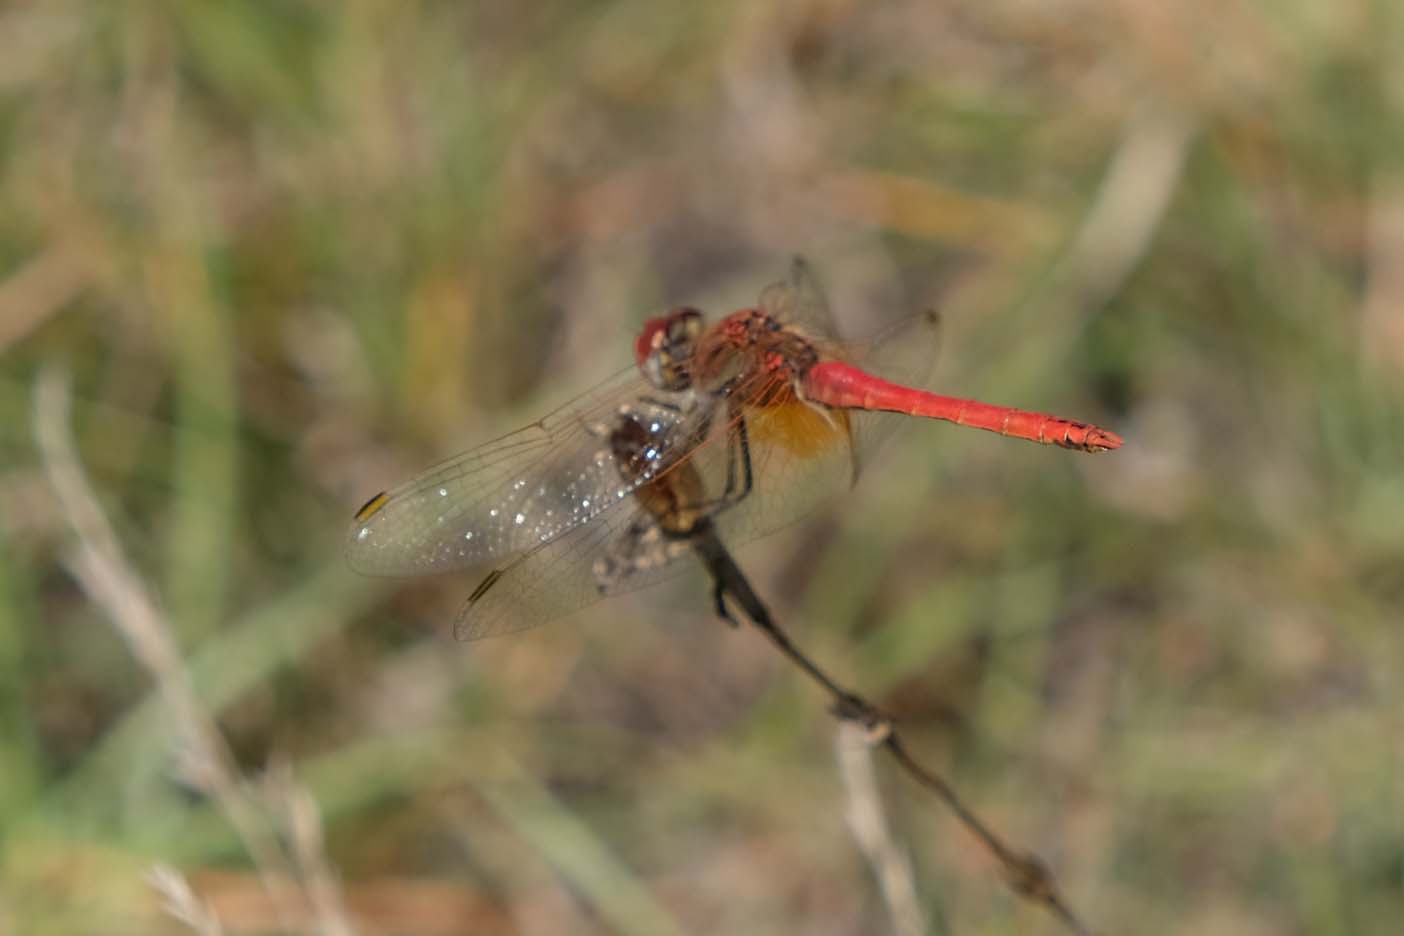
[698,528,1093,935]
[835,720,927,936]
[147,864,225,936]
[34,367,355,936]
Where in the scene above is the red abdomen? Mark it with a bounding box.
[802,361,1122,453]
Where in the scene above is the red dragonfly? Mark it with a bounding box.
[348,260,1121,638]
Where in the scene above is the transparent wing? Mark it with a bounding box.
[762,255,941,388]
[454,432,856,640]
[758,256,840,341]
[347,365,657,577]
[454,504,705,640]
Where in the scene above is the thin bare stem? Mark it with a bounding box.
[835,721,927,936]
[34,367,356,936]
[265,760,357,936]
[698,528,1092,935]
[147,864,225,936]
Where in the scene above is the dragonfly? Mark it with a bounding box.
[347,260,1122,639]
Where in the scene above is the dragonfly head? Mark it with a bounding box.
[636,307,703,391]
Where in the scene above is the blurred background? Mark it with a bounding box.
[3,1,1401,933]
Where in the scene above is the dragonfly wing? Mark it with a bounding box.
[457,406,830,640]
[454,505,699,640]
[347,366,652,577]
[758,256,839,340]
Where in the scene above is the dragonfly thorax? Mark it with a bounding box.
[693,309,821,405]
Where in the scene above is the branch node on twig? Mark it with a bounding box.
[1004,850,1055,901]
[830,694,893,743]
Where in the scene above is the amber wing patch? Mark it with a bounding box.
[747,401,851,460]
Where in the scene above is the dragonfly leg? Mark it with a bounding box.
[732,407,754,503]
[693,408,755,518]
[661,409,756,525]
[593,514,691,594]
[636,395,685,414]
[711,575,740,629]
[721,413,737,498]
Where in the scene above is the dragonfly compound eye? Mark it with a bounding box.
[667,308,703,344]
[637,307,702,392]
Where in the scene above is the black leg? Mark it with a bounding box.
[721,415,738,501]
[712,576,739,628]
[711,409,754,513]
[637,395,684,414]
[675,410,756,522]
[733,408,754,503]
